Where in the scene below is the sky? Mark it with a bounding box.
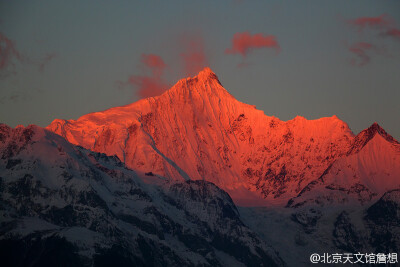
[0,0,399,139]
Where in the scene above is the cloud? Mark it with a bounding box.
[344,14,400,66]
[0,32,23,74]
[346,14,400,42]
[125,34,209,96]
[39,53,56,72]
[347,14,394,32]
[381,28,400,40]
[0,32,56,76]
[225,32,280,57]
[128,53,169,99]
[0,90,32,104]
[128,76,168,99]
[179,34,208,76]
[348,42,378,66]
[140,53,166,76]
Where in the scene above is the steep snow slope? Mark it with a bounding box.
[287,123,400,207]
[47,67,354,204]
[241,189,400,267]
[0,124,284,266]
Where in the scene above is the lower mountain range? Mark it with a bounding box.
[1,68,399,266]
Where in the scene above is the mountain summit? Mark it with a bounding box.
[288,121,400,207]
[47,68,396,205]
[194,67,221,82]
[347,122,400,155]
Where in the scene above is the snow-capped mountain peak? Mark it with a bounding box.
[194,67,220,81]
[45,68,398,206]
[287,123,400,208]
[347,122,400,155]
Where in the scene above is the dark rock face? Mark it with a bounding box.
[366,189,400,226]
[365,189,400,253]
[0,125,284,267]
[333,211,365,253]
[328,191,400,254]
[291,208,322,234]
[347,123,399,155]
[286,192,400,263]
[0,233,86,267]
[165,180,283,267]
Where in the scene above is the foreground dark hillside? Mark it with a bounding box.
[0,124,284,267]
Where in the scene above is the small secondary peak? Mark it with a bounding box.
[362,122,389,140]
[348,122,399,155]
[365,122,399,143]
[368,122,383,132]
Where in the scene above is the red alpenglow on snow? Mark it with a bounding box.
[348,42,377,66]
[225,32,280,57]
[46,67,400,207]
[128,53,169,99]
[347,14,394,32]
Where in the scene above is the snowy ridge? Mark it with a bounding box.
[287,123,400,208]
[347,122,400,155]
[2,68,400,265]
[47,67,357,205]
[0,124,284,266]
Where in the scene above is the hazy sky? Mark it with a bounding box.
[1,0,399,139]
